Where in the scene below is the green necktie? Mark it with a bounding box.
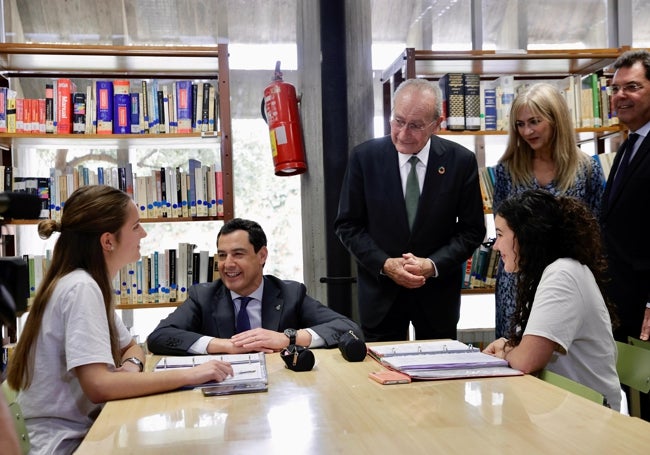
[405,155,420,228]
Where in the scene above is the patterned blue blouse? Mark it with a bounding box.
[492,155,605,337]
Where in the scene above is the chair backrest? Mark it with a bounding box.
[538,369,604,405]
[627,336,650,351]
[616,341,650,393]
[1,381,30,455]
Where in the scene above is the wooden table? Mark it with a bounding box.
[76,346,650,454]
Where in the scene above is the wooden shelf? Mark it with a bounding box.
[0,42,234,222]
[434,126,624,136]
[461,288,495,295]
[382,48,626,82]
[116,302,180,310]
[0,43,223,78]
[3,216,225,225]
[0,131,220,150]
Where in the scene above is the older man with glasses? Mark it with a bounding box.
[335,78,486,342]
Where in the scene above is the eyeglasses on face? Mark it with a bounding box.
[390,117,434,133]
[611,82,644,95]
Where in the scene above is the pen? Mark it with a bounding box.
[238,370,256,374]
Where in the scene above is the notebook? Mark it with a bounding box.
[155,352,268,389]
[369,340,522,381]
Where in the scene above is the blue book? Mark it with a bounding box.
[113,93,131,134]
[188,158,201,217]
[96,81,113,134]
[176,81,193,133]
[130,92,141,133]
[483,87,497,131]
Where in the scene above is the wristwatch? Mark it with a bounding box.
[122,357,144,372]
[284,328,297,346]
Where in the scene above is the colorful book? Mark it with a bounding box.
[45,84,54,133]
[0,86,7,132]
[130,92,141,133]
[96,80,113,134]
[56,78,76,134]
[439,73,465,131]
[113,80,130,134]
[72,92,86,134]
[463,73,481,131]
[175,81,193,133]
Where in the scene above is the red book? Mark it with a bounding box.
[38,98,46,133]
[23,99,32,133]
[15,98,24,133]
[56,78,76,134]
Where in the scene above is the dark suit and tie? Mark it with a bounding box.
[147,275,361,356]
[147,218,362,356]
[335,131,486,341]
[601,131,650,341]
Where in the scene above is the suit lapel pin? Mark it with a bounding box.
[275,305,281,311]
[438,166,445,175]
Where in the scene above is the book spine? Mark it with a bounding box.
[201,82,211,132]
[45,84,54,134]
[38,98,46,133]
[130,92,141,133]
[16,98,24,133]
[168,248,177,302]
[483,85,497,131]
[141,80,150,133]
[72,92,86,134]
[463,73,481,131]
[441,73,465,131]
[113,80,130,134]
[6,89,16,133]
[0,87,7,132]
[191,83,198,131]
[591,73,602,128]
[176,81,193,133]
[96,81,113,134]
[56,78,75,134]
[157,89,165,133]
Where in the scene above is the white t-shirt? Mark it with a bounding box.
[17,269,132,454]
[524,258,621,411]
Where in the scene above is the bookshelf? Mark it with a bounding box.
[0,43,234,313]
[0,42,233,221]
[381,47,627,157]
[381,47,628,294]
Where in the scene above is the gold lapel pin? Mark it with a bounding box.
[438,166,446,175]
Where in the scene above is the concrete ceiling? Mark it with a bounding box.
[5,0,649,119]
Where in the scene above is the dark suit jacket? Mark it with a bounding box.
[601,131,650,340]
[146,275,362,355]
[334,135,486,336]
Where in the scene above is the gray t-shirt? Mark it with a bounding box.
[524,258,621,411]
[17,269,132,454]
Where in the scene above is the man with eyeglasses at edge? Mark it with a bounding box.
[601,49,650,349]
[335,78,486,342]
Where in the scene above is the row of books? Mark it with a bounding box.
[438,72,619,132]
[0,78,219,135]
[477,154,613,213]
[22,242,222,307]
[462,240,499,290]
[1,158,225,221]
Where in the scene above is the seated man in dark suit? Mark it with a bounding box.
[147,218,362,355]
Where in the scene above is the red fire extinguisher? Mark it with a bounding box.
[262,61,307,176]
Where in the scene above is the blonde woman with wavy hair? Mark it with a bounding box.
[492,82,605,338]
